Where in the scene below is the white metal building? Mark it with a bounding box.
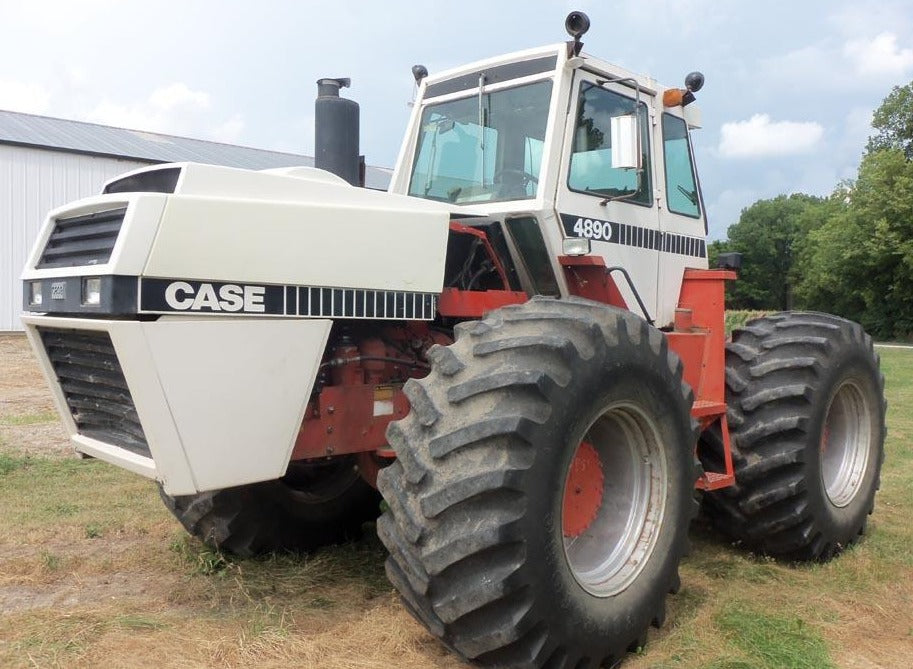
[0,109,391,331]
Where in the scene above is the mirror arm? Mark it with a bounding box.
[595,76,643,118]
[599,181,642,206]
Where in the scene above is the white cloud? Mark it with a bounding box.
[844,32,913,77]
[88,100,164,133]
[87,82,216,136]
[0,80,51,114]
[758,44,843,90]
[9,0,119,34]
[65,66,89,88]
[719,114,824,158]
[758,28,913,93]
[149,83,210,112]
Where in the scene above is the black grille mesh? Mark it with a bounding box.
[39,328,150,458]
[37,207,126,269]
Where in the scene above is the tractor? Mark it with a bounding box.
[20,12,885,668]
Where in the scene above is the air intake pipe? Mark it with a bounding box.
[315,77,362,186]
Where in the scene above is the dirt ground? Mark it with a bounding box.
[0,334,71,457]
[1,332,912,668]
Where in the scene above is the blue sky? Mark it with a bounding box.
[2,0,912,239]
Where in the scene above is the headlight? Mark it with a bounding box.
[562,237,591,256]
[29,281,43,306]
[81,277,101,306]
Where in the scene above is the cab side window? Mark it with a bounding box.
[662,114,700,217]
[568,84,652,206]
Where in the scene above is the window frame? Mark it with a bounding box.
[565,81,654,209]
[406,79,554,205]
[504,216,561,296]
[661,112,702,219]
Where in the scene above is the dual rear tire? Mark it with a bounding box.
[701,312,886,560]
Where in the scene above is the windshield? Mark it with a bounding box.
[408,80,553,204]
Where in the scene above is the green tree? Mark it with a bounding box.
[793,191,867,324]
[721,194,830,310]
[797,80,913,339]
[867,81,913,159]
[850,151,913,337]
[706,239,730,270]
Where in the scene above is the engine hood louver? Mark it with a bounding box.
[36,207,127,269]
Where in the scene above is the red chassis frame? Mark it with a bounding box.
[291,237,735,492]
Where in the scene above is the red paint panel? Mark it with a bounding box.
[437,287,528,318]
[666,331,707,401]
[558,255,627,308]
[675,269,732,407]
[695,414,736,490]
[291,385,411,460]
[673,268,737,491]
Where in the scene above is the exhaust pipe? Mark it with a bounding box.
[315,77,362,186]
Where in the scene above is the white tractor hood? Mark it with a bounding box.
[132,162,453,294]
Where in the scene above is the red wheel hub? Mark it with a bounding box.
[562,441,605,538]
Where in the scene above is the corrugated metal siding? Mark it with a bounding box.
[0,109,314,168]
[0,110,392,190]
[1,145,151,331]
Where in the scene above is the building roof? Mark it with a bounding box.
[0,109,392,189]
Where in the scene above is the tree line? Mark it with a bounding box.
[710,81,913,340]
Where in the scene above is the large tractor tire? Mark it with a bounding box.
[702,312,886,561]
[160,457,381,558]
[377,296,699,668]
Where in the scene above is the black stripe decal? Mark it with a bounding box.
[559,213,707,258]
[139,278,438,319]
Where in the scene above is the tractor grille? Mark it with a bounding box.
[38,328,150,458]
[36,207,127,269]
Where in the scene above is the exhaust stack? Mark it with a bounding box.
[315,77,362,186]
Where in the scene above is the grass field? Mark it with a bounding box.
[0,336,911,668]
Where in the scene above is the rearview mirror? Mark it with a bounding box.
[610,115,640,170]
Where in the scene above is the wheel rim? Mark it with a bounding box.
[820,380,872,508]
[561,402,668,597]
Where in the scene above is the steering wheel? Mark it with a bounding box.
[493,168,539,186]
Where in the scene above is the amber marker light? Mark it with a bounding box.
[663,89,685,107]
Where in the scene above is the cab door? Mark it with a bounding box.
[655,111,710,324]
[554,70,660,322]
